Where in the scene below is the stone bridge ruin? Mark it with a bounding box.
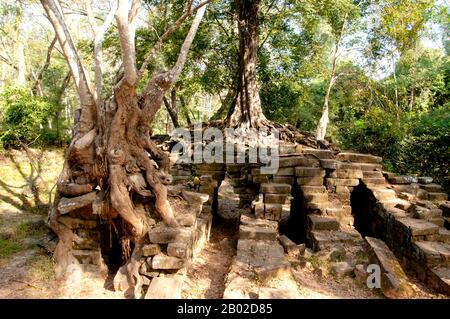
[52,131,450,299]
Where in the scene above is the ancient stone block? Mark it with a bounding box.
[142,244,161,257]
[253,202,265,219]
[428,193,448,202]
[239,224,277,241]
[58,191,97,215]
[167,242,188,259]
[308,215,339,231]
[275,167,295,176]
[261,183,291,194]
[148,224,193,244]
[395,217,439,236]
[301,148,334,159]
[264,194,288,204]
[331,169,363,179]
[326,178,359,187]
[265,203,283,221]
[320,159,339,170]
[278,235,303,258]
[336,152,382,164]
[388,175,418,184]
[272,176,295,185]
[295,167,325,177]
[365,237,415,298]
[152,254,185,270]
[420,184,442,192]
[300,186,327,194]
[418,177,433,184]
[278,156,319,168]
[145,277,183,299]
[297,176,324,186]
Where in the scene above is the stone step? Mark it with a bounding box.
[357,163,383,171]
[300,186,327,194]
[420,184,442,192]
[428,193,448,202]
[301,148,335,159]
[395,217,440,237]
[239,224,278,241]
[362,178,386,185]
[278,156,319,168]
[429,267,450,295]
[309,229,360,251]
[304,192,328,203]
[295,167,325,177]
[388,176,418,184]
[412,241,450,267]
[330,169,363,179]
[336,152,382,164]
[297,176,324,186]
[308,214,340,231]
[363,171,384,178]
[371,188,397,201]
[418,177,433,184]
[261,183,291,194]
[365,237,415,298]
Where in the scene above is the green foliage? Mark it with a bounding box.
[0,87,55,147]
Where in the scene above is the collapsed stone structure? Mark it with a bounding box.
[51,129,450,298]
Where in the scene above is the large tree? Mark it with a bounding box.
[226,0,267,128]
[40,0,209,278]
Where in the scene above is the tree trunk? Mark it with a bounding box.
[40,0,208,290]
[227,0,267,128]
[163,88,179,128]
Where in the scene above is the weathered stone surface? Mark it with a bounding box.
[354,264,368,284]
[142,244,161,257]
[418,177,433,184]
[310,230,360,251]
[331,169,363,179]
[278,235,302,258]
[253,202,265,219]
[362,178,386,185]
[302,148,335,159]
[72,249,102,265]
[181,190,209,204]
[330,262,354,277]
[300,186,327,194]
[58,216,97,229]
[420,184,442,192]
[272,176,295,184]
[265,203,283,220]
[278,156,319,168]
[326,178,359,187]
[264,194,288,204]
[412,205,442,220]
[58,191,97,215]
[253,175,269,184]
[145,277,183,299]
[148,224,193,244]
[413,241,450,267]
[304,192,328,203]
[428,193,448,202]
[365,237,415,298]
[295,167,325,177]
[176,213,196,227]
[239,225,277,241]
[167,242,188,259]
[320,159,339,169]
[363,171,384,178]
[308,215,339,231]
[370,188,396,201]
[336,152,382,164]
[396,217,439,236]
[261,183,291,194]
[297,176,324,186]
[389,175,418,184]
[275,167,295,176]
[152,254,184,270]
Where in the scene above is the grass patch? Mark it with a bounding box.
[0,238,23,258]
[30,254,55,281]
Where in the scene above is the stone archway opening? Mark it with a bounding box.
[350,183,376,238]
[279,182,307,244]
